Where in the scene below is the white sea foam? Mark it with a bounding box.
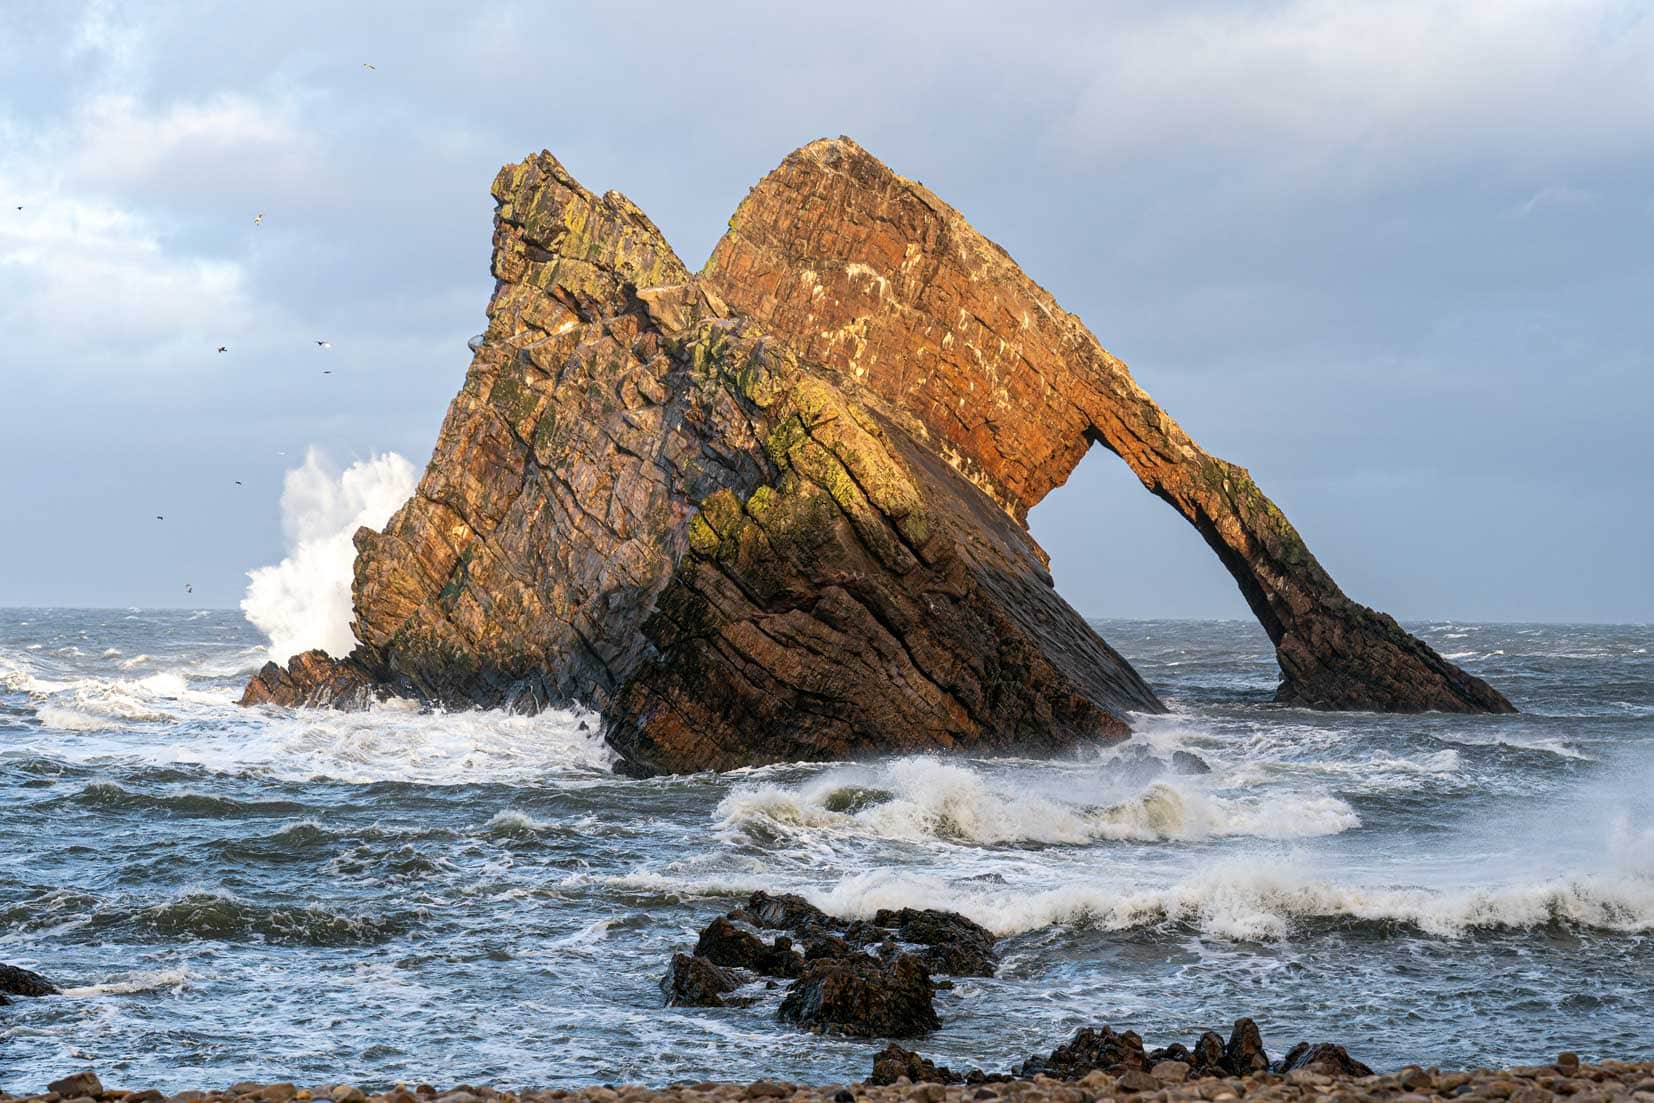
[11,654,610,784]
[36,705,118,731]
[486,808,564,833]
[63,968,193,997]
[716,757,1359,846]
[241,447,417,662]
[802,863,1654,941]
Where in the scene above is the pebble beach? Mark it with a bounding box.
[11,1056,1654,1103]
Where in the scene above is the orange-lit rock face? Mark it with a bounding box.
[241,138,1511,776]
[705,138,1513,716]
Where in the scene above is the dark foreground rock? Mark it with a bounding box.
[1017,1025,1148,1079]
[779,953,939,1038]
[662,892,996,1038]
[241,136,1512,775]
[870,1044,962,1086]
[661,952,751,1009]
[865,909,996,979]
[1277,1042,1375,1077]
[695,918,806,978]
[895,1017,1375,1086]
[8,1054,1652,1103]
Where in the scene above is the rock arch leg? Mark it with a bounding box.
[704,137,1513,713]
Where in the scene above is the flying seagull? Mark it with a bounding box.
[217,345,227,353]
[185,584,193,594]
[155,515,164,521]
[234,480,242,486]
[362,62,375,70]
[253,213,264,226]
[315,340,331,348]
[322,369,333,374]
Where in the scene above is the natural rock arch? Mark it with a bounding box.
[701,137,1513,714]
[242,136,1512,777]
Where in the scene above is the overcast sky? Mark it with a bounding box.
[2,0,1650,624]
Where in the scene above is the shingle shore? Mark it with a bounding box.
[9,1056,1654,1103]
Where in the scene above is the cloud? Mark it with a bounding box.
[0,181,255,374]
[1049,1,1654,184]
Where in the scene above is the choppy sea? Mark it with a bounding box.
[2,610,1651,1089]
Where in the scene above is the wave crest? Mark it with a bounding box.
[716,757,1359,846]
[804,864,1654,941]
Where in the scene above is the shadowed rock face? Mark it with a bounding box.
[241,136,1512,773]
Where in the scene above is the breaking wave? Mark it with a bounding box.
[240,448,417,662]
[803,864,1654,941]
[716,757,1360,845]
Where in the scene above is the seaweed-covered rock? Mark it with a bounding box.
[777,953,938,1038]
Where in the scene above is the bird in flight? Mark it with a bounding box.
[155,515,164,521]
[253,213,264,226]
[362,62,375,71]
[234,480,243,486]
[217,345,228,353]
[185,584,193,594]
[315,340,331,349]
[322,369,333,374]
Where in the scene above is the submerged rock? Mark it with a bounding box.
[1171,750,1212,775]
[777,952,939,1038]
[0,962,58,998]
[241,136,1513,771]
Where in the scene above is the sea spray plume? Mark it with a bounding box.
[241,448,416,662]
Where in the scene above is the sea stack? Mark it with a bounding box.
[242,136,1514,775]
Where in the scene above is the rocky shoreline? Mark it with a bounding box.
[6,1054,1654,1103]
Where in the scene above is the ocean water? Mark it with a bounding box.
[2,610,1651,1090]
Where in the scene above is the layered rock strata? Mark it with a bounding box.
[701,140,1513,715]
[242,137,1512,774]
